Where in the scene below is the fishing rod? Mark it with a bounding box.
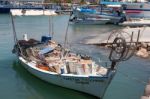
[64,3,73,49]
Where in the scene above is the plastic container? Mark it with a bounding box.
[23,34,28,41]
[68,62,76,74]
[41,36,51,43]
[60,66,64,74]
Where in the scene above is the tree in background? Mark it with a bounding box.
[66,0,72,3]
[44,0,72,3]
[80,0,86,4]
[91,0,100,4]
[44,0,61,3]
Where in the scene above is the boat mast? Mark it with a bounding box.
[48,15,54,38]
[64,4,73,48]
[48,15,51,36]
[51,16,54,38]
[10,12,18,44]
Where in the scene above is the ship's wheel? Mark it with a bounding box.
[109,37,127,62]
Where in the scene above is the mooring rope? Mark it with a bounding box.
[117,69,147,85]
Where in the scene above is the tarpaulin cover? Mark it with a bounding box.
[39,46,53,55]
[41,36,52,43]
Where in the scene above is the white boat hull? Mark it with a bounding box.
[70,18,110,25]
[119,19,150,27]
[19,57,115,98]
[72,8,122,24]
[125,3,150,18]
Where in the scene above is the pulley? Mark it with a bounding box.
[109,37,127,62]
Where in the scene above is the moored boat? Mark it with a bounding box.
[0,0,12,13]
[11,10,134,98]
[100,1,150,18]
[69,6,126,25]
[124,3,150,18]
[12,35,117,98]
[70,17,110,25]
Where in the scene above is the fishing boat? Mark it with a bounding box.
[100,1,150,18]
[11,10,133,98]
[69,5,126,25]
[124,3,150,18]
[12,35,117,98]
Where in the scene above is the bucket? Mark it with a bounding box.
[41,36,52,43]
[23,34,28,41]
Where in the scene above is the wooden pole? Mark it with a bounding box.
[136,29,141,46]
[10,13,18,44]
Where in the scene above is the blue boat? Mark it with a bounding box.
[100,1,150,18]
[70,5,126,25]
[0,0,12,13]
[0,0,46,13]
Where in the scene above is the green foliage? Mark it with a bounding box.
[80,0,86,4]
[44,0,61,3]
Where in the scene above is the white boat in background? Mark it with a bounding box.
[69,6,126,25]
[119,18,150,27]
[70,17,110,25]
[100,1,150,18]
[11,9,57,16]
[124,3,150,18]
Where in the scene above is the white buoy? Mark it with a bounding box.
[144,85,150,96]
[23,34,28,41]
[141,96,150,99]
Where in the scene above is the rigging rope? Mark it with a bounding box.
[51,16,54,38]
[48,15,54,38]
[64,4,73,48]
[48,15,51,36]
[10,13,24,57]
[117,69,147,85]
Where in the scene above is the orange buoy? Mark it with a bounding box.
[36,64,50,71]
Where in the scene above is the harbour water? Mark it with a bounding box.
[0,14,150,99]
